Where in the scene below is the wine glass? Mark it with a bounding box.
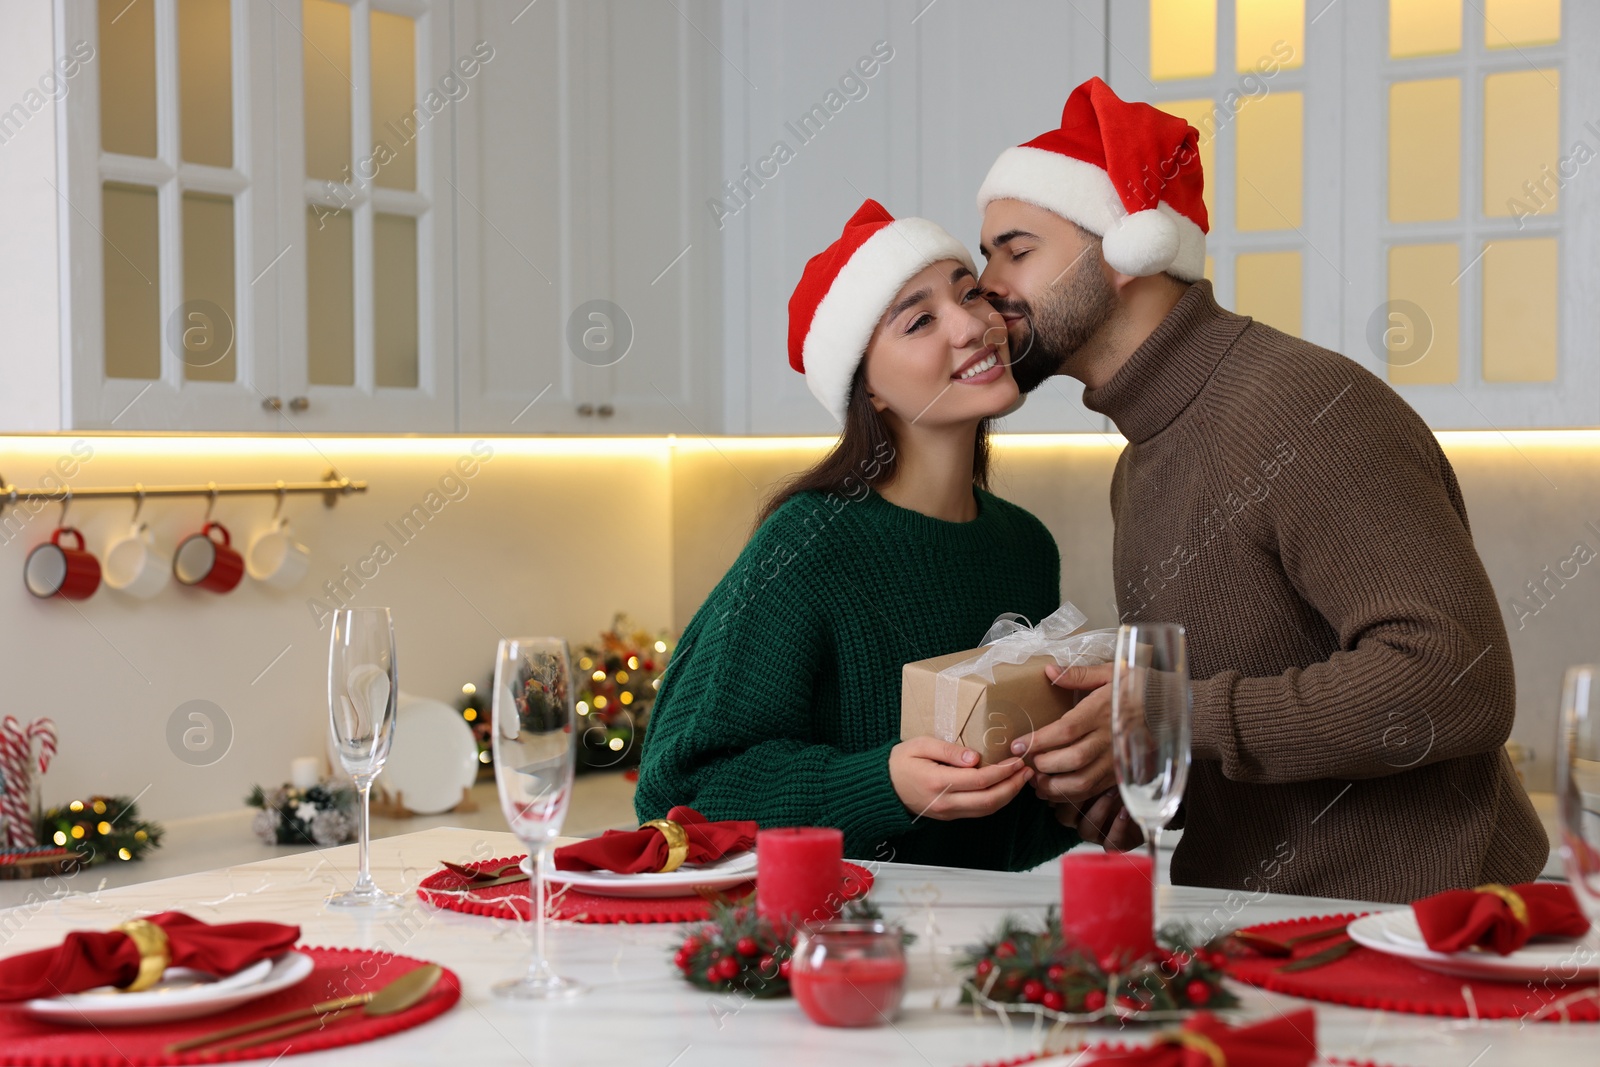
[1557,666,1600,926]
[491,637,586,1000]
[1110,622,1192,934]
[326,607,402,909]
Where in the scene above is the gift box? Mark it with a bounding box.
[900,603,1117,766]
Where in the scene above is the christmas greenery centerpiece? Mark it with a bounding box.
[38,795,163,866]
[959,908,1237,1023]
[672,897,911,997]
[673,898,797,998]
[247,781,356,846]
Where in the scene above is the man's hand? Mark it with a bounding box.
[1012,662,1116,804]
[889,738,1033,821]
[1056,788,1144,852]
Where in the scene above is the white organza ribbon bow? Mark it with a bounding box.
[931,601,1117,742]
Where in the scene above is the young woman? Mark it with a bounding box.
[634,200,1078,870]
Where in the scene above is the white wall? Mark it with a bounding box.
[0,436,674,821]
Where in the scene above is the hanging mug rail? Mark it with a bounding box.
[0,469,367,515]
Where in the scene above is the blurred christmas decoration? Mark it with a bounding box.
[455,614,674,776]
[37,795,163,866]
[246,781,356,846]
[574,614,673,773]
[455,679,493,780]
[1,715,57,849]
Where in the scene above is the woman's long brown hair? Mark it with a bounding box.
[754,363,995,530]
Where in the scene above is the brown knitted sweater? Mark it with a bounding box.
[1082,281,1548,903]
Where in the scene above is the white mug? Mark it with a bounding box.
[102,522,169,599]
[246,517,311,589]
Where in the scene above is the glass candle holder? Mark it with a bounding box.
[790,920,907,1028]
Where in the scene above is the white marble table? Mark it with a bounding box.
[0,828,1593,1066]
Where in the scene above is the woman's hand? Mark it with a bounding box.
[889,738,1033,821]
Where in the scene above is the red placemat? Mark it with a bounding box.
[0,946,459,1066]
[1223,914,1600,1023]
[959,1052,1389,1067]
[417,854,875,924]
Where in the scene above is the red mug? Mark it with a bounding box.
[24,527,102,600]
[173,521,245,593]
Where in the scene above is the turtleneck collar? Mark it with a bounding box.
[1080,280,1250,444]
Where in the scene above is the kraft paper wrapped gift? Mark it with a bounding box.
[900,603,1118,765]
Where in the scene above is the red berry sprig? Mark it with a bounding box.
[669,900,793,998]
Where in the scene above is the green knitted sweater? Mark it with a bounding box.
[635,485,1081,871]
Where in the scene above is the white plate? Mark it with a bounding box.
[1348,910,1600,982]
[543,850,758,898]
[381,693,481,814]
[24,951,315,1026]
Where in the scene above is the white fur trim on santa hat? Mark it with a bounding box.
[977,146,1206,282]
[802,218,975,422]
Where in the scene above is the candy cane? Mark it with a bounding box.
[27,718,57,776]
[0,717,32,849]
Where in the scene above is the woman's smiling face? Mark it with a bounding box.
[860,259,1018,430]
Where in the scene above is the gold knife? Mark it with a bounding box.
[1277,938,1359,972]
[426,872,529,892]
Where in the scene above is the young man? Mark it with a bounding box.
[979,78,1547,902]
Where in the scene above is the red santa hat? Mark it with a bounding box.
[977,77,1208,281]
[789,199,975,422]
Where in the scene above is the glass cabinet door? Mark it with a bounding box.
[66,0,280,429]
[276,0,454,432]
[1111,0,1597,428]
[61,0,453,431]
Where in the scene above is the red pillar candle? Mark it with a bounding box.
[757,827,844,930]
[1060,850,1156,968]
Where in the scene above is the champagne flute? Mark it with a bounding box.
[1110,622,1192,935]
[492,637,586,1000]
[1557,666,1600,926]
[326,607,402,909]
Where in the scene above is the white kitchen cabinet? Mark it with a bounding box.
[268,0,458,433]
[453,0,724,435]
[52,0,455,433]
[56,0,283,430]
[1107,0,1600,429]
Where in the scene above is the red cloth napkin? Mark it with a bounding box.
[1088,1009,1317,1066]
[553,806,757,873]
[0,911,300,1001]
[1412,882,1591,955]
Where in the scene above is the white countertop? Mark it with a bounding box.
[0,827,1592,1067]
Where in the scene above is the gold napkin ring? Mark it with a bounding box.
[1154,1030,1227,1067]
[1473,883,1530,925]
[641,819,689,873]
[116,919,171,993]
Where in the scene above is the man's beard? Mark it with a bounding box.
[996,258,1118,395]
